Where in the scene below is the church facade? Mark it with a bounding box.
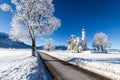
[67,28,87,53]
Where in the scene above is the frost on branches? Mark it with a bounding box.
[0,3,12,12]
[92,32,112,52]
[0,0,61,56]
[44,38,55,51]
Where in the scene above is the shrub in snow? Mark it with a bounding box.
[92,32,112,52]
[0,0,61,56]
[44,38,55,51]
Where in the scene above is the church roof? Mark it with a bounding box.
[82,28,86,31]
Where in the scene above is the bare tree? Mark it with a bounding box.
[92,32,112,52]
[0,0,61,56]
[44,38,55,51]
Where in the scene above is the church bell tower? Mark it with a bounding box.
[82,28,86,41]
[81,28,87,50]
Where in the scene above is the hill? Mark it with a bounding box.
[37,45,67,50]
[0,32,31,48]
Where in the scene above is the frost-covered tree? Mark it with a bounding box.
[92,32,112,52]
[44,38,55,51]
[0,0,61,56]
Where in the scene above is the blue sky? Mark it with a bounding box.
[0,0,120,49]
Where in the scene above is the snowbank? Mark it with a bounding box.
[0,49,53,80]
[40,50,120,80]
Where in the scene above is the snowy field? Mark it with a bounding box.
[40,50,120,80]
[0,49,53,80]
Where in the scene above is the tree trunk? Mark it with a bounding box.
[32,39,36,56]
[101,45,104,52]
[97,47,99,52]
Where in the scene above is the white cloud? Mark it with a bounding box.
[0,3,12,11]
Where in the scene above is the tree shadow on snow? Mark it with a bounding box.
[91,52,110,54]
[36,53,54,80]
[66,57,120,64]
[27,71,41,80]
[26,61,41,80]
[66,57,92,64]
[94,58,120,64]
[26,53,54,80]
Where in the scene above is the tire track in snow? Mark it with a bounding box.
[0,50,40,80]
[0,57,35,80]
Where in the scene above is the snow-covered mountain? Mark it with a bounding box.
[0,32,67,49]
[55,45,67,50]
[37,45,67,50]
[0,32,31,48]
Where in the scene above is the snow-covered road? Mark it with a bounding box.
[0,49,53,80]
[40,50,120,80]
[39,51,110,80]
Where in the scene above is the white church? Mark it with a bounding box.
[67,28,87,53]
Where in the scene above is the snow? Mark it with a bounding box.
[0,49,53,80]
[40,50,120,80]
[1,49,120,80]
